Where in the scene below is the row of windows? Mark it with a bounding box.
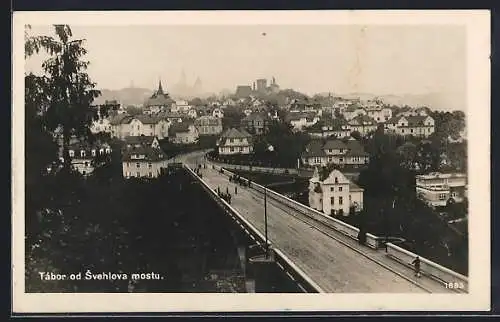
[125,172,154,178]
[126,162,153,168]
[69,149,110,158]
[330,186,342,192]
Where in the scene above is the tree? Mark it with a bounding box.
[126,105,142,116]
[27,25,101,165]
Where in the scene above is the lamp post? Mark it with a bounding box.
[264,185,269,258]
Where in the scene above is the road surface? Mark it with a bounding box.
[177,151,456,293]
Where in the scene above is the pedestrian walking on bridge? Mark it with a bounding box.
[412,256,421,278]
[235,185,238,195]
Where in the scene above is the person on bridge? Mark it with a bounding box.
[235,185,238,195]
[412,256,421,278]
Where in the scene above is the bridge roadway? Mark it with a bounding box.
[178,151,455,293]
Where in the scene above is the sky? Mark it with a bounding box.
[25,24,466,103]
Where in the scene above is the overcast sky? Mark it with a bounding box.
[25,24,465,100]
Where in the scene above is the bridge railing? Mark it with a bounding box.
[216,166,382,249]
[185,164,324,293]
[386,243,469,292]
[214,164,469,289]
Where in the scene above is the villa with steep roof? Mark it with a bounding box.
[68,141,112,176]
[122,145,168,179]
[308,167,364,216]
[110,114,172,139]
[242,111,271,135]
[384,115,435,137]
[168,121,199,145]
[301,137,369,167]
[347,115,378,136]
[217,128,253,155]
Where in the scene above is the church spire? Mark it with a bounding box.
[157,78,164,95]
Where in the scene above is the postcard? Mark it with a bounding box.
[12,10,491,313]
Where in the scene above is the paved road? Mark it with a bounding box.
[178,151,455,293]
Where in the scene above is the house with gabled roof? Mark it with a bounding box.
[68,141,112,176]
[384,115,435,137]
[301,137,369,167]
[217,128,253,155]
[347,115,378,136]
[168,121,199,145]
[309,167,364,216]
[122,145,168,179]
[307,118,351,138]
[242,111,271,135]
[122,135,160,150]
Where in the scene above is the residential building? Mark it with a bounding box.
[301,137,369,167]
[307,118,351,138]
[68,142,112,176]
[308,167,364,216]
[122,135,161,150]
[122,145,168,179]
[90,118,112,134]
[384,115,435,137]
[416,172,468,207]
[286,112,320,131]
[172,100,191,114]
[347,115,378,136]
[212,107,224,119]
[194,115,223,136]
[110,114,171,140]
[364,106,393,123]
[242,112,271,135]
[168,121,199,144]
[187,108,198,119]
[343,106,367,121]
[217,128,253,155]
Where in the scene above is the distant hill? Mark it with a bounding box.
[335,92,466,112]
[93,87,153,107]
[93,87,217,106]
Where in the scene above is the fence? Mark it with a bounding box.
[212,163,469,290]
[207,154,298,175]
[386,243,469,292]
[184,164,324,293]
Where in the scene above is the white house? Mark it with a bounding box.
[347,115,378,136]
[364,106,393,123]
[217,128,253,155]
[301,137,369,168]
[90,118,112,134]
[212,107,224,119]
[122,146,168,179]
[416,172,468,207]
[68,142,112,176]
[286,112,320,131]
[308,167,364,216]
[384,115,435,137]
[168,122,199,144]
[343,106,367,121]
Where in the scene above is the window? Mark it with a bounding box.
[439,193,446,200]
[334,177,338,184]
[330,187,334,192]
[331,197,335,204]
[82,171,86,175]
[451,192,457,198]
[91,149,96,156]
[339,187,343,192]
[339,196,343,205]
[136,163,140,168]
[136,172,140,177]
[339,158,344,163]
[69,150,75,157]
[401,129,405,134]
[148,162,152,168]
[411,129,414,133]
[80,150,86,158]
[149,172,153,177]
[106,148,111,154]
[127,162,130,167]
[99,148,104,154]
[84,162,89,167]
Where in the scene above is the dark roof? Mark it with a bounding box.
[168,122,191,136]
[134,115,161,124]
[406,115,429,127]
[243,112,269,122]
[122,146,166,162]
[302,140,325,157]
[109,114,133,125]
[220,128,252,139]
[323,139,347,150]
[123,135,157,147]
[349,114,377,126]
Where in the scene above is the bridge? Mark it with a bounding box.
[176,151,468,293]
